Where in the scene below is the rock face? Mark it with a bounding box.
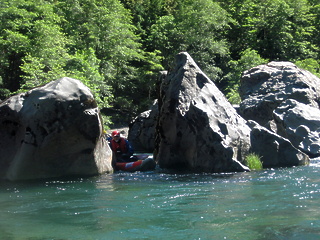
[239,61,320,158]
[248,121,309,167]
[274,99,320,157]
[155,52,251,172]
[128,100,158,152]
[0,77,113,181]
[239,61,320,127]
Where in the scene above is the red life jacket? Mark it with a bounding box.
[110,138,127,153]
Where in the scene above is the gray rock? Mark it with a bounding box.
[128,100,158,152]
[248,120,309,167]
[274,99,320,157]
[239,61,320,126]
[0,77,113,181]
[155,52,251,172]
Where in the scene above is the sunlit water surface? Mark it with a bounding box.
[1,160,320,240]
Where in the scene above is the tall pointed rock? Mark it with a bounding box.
[155,52,251,172]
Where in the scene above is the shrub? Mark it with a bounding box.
[245,153,263,170]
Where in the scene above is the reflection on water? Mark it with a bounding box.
[0,161,320,240]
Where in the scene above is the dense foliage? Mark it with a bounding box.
[1,0,319,126]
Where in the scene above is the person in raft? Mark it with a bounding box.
[108,130,136,162]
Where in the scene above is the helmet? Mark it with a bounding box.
[111,130,121,137]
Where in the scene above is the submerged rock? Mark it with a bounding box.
[155,52,251,172]
[0,77,113,181]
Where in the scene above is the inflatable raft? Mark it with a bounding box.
[115,155,156,172]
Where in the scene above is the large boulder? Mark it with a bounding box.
[248,121,309,167]
[155,52,251,172]
[239,61,320,126]
[274,99,320,157]
[0,77,113,181]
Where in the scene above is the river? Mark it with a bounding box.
[1,160,319,240]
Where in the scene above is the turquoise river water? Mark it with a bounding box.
[1,160,320,240]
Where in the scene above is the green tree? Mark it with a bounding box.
[56,0,163,118]
[223,0,316,61]
[0,0,74,90]
[148,0,232,82]
[0,0,163,123]
[2,0,319,126]
[0,0,37,92]
[64,48,110,107]
[120,0,177,44]
[295,58,320,78]
[309,1,320,59]
[225,48,268,104]
[20,6,71,89]
[55,0,142,87]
